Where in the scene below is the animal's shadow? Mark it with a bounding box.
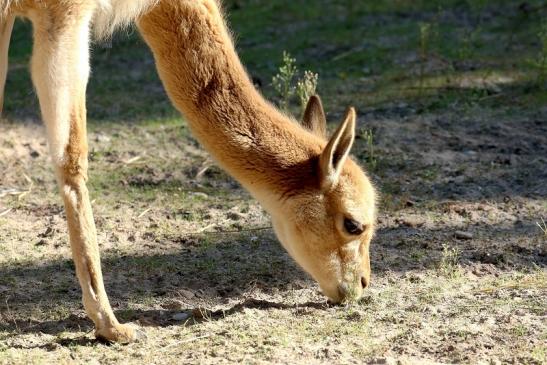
[1,219,544,343]
[0,232,317,339]
[0,298,330,348]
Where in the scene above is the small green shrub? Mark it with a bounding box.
[296,70,318,115]
[537,217,547,237]
[439,244,461,278]
[534,22,547,83]
[360,129,377,172]
[458,27,481,61]
[272,52,319,115]
[272,51,297,112]
[418,22,432,95]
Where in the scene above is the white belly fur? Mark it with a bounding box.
[93,0,158,39]
[0,0,157,39]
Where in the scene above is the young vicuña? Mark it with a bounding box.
[1,0,377,342]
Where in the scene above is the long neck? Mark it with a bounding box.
[138,1,323,206]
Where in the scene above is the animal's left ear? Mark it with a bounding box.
[302,95,327,138]
[319,107,356,191]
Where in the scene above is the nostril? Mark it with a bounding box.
[361,276,369,289]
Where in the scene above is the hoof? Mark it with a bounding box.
[95,323,141,344]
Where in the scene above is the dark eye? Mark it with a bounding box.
[344,218,364,235]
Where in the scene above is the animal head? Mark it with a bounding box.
[271,96,377,303]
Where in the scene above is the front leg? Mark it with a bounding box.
[28,5,136,343]
[0,14,14,116]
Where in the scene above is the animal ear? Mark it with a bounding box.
[319,107,356,191]
[302,95,327,138]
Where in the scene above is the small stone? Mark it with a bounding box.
[39,226,54,238]
[199,287,218,298]
[226,211,244,220]
[44,342,60,351]
[370,357,397,365]
[192,307,211,319]
[230,222,243,230]
[191,192,208,199]
[94,133,111,143]
[480,252,505,264]
[454,230,473,240]
[398,217,424,228]
[35,239,48,246]
[179,289,195,299]
[172,312,190,321]
[163,299,184,310]
[405,199,416,207]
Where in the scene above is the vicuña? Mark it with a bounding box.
[1,0,377,342]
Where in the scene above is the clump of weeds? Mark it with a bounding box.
[531,21,547,84]
[359,128,377,172]
[439,244,462,278]
[272,51,318,115]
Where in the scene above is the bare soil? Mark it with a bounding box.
[1,102,545,364]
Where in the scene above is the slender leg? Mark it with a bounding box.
[0,15,14,116]
[29,7,136,342]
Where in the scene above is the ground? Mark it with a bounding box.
[1,0,546,364]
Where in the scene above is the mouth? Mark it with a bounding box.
[321,282,364,304]
[326,275,370,304]
[339,284,364,303]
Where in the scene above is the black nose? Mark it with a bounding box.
[361,276,369,289]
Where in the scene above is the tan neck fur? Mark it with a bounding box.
[138,1,324,208]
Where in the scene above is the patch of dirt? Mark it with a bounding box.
[1,102,545,364]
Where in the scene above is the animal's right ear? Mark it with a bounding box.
[302,95,327,139]
[319,107,356,191]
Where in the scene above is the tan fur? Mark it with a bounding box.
[0,14,13,115]
[3,0,376,342]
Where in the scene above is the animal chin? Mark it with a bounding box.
[321,286,343,304]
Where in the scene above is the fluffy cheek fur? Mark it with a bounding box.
[272,215,342,300]
[271,198,347,301]
[271,191,373,302]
